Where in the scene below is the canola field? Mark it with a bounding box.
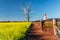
[0,22,31,40]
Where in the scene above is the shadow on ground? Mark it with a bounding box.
[18,24,32,40]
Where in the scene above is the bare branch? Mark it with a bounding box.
[26,2,30,13]
[21,2,31,22]
[22,7,27,14]
[28,5,30,13]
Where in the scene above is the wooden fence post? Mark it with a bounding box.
[53,19,57,36]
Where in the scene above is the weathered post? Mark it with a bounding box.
[53,19,57,36]
[40,19,43,30]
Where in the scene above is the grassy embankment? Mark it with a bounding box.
[45,22,60,28]
[0,22,31,40]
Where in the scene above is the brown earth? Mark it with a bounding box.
[26,22,58,40]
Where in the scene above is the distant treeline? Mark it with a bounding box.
[0,21,33,22]
[1,18,60,22]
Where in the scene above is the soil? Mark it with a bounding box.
[26,22,59,40]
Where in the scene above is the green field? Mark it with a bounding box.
[0,22,31,40]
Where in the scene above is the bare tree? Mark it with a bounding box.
[22,3,30,22]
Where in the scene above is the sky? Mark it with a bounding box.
[0,0,60,21]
